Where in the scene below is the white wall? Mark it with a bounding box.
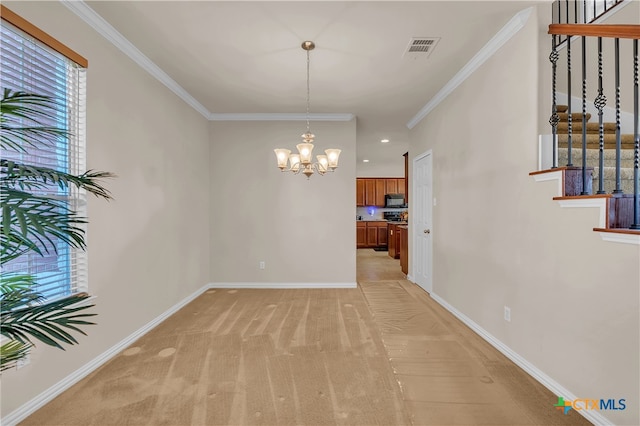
[409,7,639,425]
[356,158,405,177]
[209,120,357,285]
[1,1,211,418]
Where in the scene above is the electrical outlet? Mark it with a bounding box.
[504,306,511,322]
[259,261,265,270]
[17,354,30,369]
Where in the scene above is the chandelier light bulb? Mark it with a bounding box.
[274,148,291,170]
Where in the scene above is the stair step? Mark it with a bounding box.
[558,112,592,122]
[592,166,636,180]
[593,167,633,194]
[557,121,617,133]
[557,105,568,112]
[558,148,635,168]
[558,133,636,148]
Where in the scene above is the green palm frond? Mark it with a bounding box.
[0,89,69,152]
[0,273,35,294]
[1,160,114,200]
[0,274,42,311]
[1,293,96,350]
[1,88,111,371]
[0,340,32,372]
[1,288,44,312]
[1,188,87,264]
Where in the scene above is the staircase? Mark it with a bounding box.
[555,105,636,194]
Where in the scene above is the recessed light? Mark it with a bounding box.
[363,159,370,163]
[381,139,390,143]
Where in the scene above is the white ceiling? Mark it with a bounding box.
[86,1,540,166]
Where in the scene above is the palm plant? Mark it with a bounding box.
[1,89,113,371]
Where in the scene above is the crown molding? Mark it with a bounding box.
[60,0,211,119]
[406,7,533,129]
[209,113,355,122]
[60,1,356,123]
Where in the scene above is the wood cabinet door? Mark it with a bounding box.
[375,179,386,206]
[377,223,388,246]
[397,179,406,196]
[388,224,396,257]
[366,225,378,247]
[385,179,398,195]
[364,179,376,206]
[356,223,367,248]
[399,227,408,274]
[356,179,365,206]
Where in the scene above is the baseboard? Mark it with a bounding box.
[3,284,210,426]
[430,292,613,426]
[209,282,357,289]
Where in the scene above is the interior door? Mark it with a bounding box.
[413,151,433,293]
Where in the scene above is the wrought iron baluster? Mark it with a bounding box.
[632,39,640,229]
[614,38,622,194]
[595,37,607,194]
[581,36,589,194]
[550,37,560,169]
[567,35,574,166]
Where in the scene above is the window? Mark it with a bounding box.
[1,8,88,300]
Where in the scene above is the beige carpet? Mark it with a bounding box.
[21,250,591,425]
[21,287,409,425]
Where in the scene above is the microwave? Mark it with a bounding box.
[385,194,406,208]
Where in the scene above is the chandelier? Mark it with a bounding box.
[274,41,341,179]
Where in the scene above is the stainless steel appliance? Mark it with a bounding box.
[384,211,404,222]
[385,193,406,208]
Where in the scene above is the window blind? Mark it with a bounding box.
[1,20,88,300]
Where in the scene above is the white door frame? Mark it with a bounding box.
[411,149,433,293]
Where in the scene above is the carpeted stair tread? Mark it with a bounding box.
[557,121,617,133]
[558,112,592,122]
[592,166,636,180]
[558,133,636,147]
[592,166,637,194]
[558,148,635,168]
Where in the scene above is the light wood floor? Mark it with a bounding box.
[20,250,590,425]
[356,249,589,425]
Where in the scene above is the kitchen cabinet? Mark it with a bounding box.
[375,179,386,206]
[356,179,365,207]
[386,179,397,195]
[388,223,401,259]
[399,225,408,275]
[364,179,376,206]
[356,221,388,248]
[377,224,388,246]
[366,225,378,247]
[356,222,366,248]
[396,178,405,196]
[356,178,406,207]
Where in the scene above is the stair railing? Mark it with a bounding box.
[552,0,626,45]
[548,24,639,229]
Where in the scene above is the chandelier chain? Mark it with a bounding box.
[306,48,311,134]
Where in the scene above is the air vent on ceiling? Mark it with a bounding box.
[403,37,440,59]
